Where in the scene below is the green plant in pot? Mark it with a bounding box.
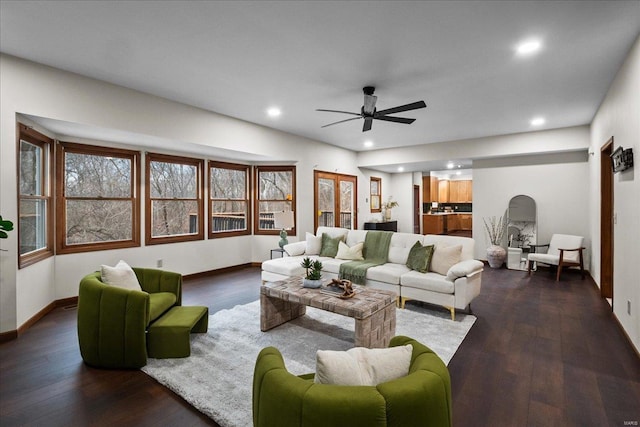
[301,257,323,288]
[0,216,14,239]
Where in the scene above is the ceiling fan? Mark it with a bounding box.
[317,86,426,132]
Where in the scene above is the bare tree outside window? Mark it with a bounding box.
[146,153,203,244]
[255,166,295,234]
[56,142,140,254]
[18,124,53,267]
[209,161,250,237]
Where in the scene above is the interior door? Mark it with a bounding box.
[600,138,614,301]
[413,185,420,234]
[314,171,357,230]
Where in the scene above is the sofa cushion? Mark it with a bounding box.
[336,241,364,260]
[424,234,475,261]
[430,244,462,276]
[305,232,322,255]
[387,233,423,264]
[283,241,306,256]
[401,271,455,294]
[262,256,308,276]
[314,344,413,386]
[320,233,344,257]
[148,292,177,323]
[366,263,411,285]
[101,260,142,291]
[345,229,368,247]
[406,241,435,273]
[321,257,351,274]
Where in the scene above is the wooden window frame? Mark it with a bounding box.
[145,152,204,245]
[370,176,382,213]
[254,166,296,236]
[56,141,141,254]
[313,170,358,230]
[17,124,54,268]
[208,160,251,238]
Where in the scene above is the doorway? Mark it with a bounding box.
[600,137,614,302]
[314,170,357,230]
[413,185,420,234]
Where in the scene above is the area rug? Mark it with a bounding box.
[142,300,476,427]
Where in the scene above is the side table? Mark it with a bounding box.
[270,248,286,259]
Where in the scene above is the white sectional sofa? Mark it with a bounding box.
[261,226,484,320]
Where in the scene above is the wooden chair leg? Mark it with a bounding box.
[579,248,585,279]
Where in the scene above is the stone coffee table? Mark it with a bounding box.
[260,276,397,348]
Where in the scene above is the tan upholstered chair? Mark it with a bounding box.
[527,234,585,281]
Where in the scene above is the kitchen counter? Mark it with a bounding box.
[422,213,472,234]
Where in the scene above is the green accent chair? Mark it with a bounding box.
[252,335,452,427]
[78,268,184,369]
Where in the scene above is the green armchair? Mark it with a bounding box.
[78,268,182,369]
[252,336,452,427]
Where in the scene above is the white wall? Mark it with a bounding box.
[590,35,640,352]
[0,54,361,332]
[473,151,590,263]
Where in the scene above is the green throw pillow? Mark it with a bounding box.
[406,241,434,273]
[319,233,344,257]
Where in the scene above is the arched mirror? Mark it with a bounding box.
[506,195,537,270]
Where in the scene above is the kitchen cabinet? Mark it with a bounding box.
[447,214,461,231]
[423,176,438,204]
[459,214,473,230]
[430,178,439,202]
[438,180,449,203]
[449,180,473,202]
[423,215,445,234]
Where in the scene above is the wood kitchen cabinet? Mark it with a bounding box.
[447,214,461,231]
[423,215,444,234]
[423,176,439,203]
[438,180,449,203]
[449,180,473,202]
[459,214,473,230]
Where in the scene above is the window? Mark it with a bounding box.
[370,177,381,212]
[146,153,204,244]
[254,166,296,235]
[56,142,140,254]
[17,124,53,267]
[208,161,250,238]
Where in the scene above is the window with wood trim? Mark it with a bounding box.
[17,124,54,267]
[56,141,140,254]
[254,166,296,235]
[370,176,382,212]
[208,161,250,238]
[146,153,204,244]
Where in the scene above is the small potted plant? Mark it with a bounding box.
[300,257,323,288]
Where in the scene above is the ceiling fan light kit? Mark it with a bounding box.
[317,86,426,132]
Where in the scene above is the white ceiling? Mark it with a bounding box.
[1,1,639,171]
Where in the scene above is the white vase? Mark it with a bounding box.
[486,245,506,268]
[384,208,392,221]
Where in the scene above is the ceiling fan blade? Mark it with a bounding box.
[363,116,373,132]
[316,109,361,117]
[321,116,363,128]
[374,115,416,125]
[363,95,377,115]
[375,101,426,116]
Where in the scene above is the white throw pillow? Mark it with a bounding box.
[430,244,462,276]
[335,241,364,261]
[283,241,306,256]
[101,260,142,291]
[314,344,413,386]
[305,232,322,255]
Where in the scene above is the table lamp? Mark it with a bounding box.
[274,211,294,248]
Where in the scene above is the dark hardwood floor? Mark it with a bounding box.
[1,265,638,426]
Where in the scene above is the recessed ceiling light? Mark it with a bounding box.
[267,107,281,118]
[363,140,374,148]
[397,166,405,172]
[446,162,454,169]
[530,117,545,126]
[516,39,542,56]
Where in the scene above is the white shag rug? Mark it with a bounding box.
[142,300,475,427]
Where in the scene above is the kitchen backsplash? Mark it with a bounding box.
[423,202,473,213]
